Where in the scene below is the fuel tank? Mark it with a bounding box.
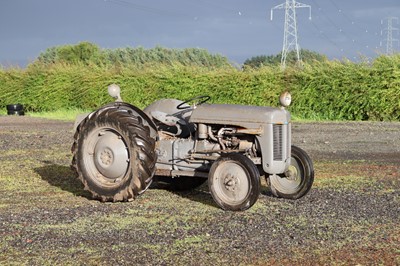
[189,104,291,128]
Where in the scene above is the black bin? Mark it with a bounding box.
[6,104,25,116]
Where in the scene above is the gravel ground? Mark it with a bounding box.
[292,121,400,164]
[0,116,399,265]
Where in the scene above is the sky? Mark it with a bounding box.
[1,0,400,67]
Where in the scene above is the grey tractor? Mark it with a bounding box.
[71,84,314,211]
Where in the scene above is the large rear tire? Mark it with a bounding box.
[269,145,314,199]
[71,106,157,202]
[208,153,260,211]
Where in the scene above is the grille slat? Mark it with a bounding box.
[273,124,283,161]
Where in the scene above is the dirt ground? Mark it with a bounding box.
[293,121,400,163]
[0,116,399,265]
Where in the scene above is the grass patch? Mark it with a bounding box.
[23,108,318,122]
[314,175,379,191]
[27,108,91,121]
[1,106,89,121]
[313,160,400,191]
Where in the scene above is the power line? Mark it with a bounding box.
[104,0,188,18]
[193,0,242,15]
[309,0,378,57]
[308,19,349,59]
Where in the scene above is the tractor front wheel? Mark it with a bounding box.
[269,145,314,199]
[208,153,260,211]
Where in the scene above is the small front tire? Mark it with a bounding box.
[208,153,260,211]
[269,145,314,199]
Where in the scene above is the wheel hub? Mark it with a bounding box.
[285,166,298,181]
[100,148,113,166]
[92,130,129,180]
[224,174,238,191]
[213,161,250,205]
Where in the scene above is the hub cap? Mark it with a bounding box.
[270,156,303,193]
[84,128,129,185]
[213,161,249,205]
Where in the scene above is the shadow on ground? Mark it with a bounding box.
[151,176,217,208]
[151,175,276,209]
[34,163,217,207]
[34,162,91,199]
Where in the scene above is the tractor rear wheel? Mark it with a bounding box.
[208,153,260,211]
[71,107,157,202]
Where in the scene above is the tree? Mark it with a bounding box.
[244,49,327,68]
[34,42,232,68]
[37,42,101,65]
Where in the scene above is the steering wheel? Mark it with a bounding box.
[176,95,211,110]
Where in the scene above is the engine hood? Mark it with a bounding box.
[189,104,290,128]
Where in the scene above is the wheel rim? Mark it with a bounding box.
[212,161,250,205]
[83,127,130,187]
[271,155,304,194]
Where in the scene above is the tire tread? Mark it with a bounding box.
[71,106,157,202]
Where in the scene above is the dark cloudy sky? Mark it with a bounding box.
[1,0,399,67]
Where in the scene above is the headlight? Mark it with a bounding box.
[108,84,122,102]
[279,91,291,107]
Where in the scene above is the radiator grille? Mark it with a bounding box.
[273,124,283,161]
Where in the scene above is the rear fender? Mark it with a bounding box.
[73,102,158,139]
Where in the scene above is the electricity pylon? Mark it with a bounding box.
[271,0,311,69]
[381,17,399,55]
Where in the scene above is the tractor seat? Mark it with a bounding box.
[143,99,194,137]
